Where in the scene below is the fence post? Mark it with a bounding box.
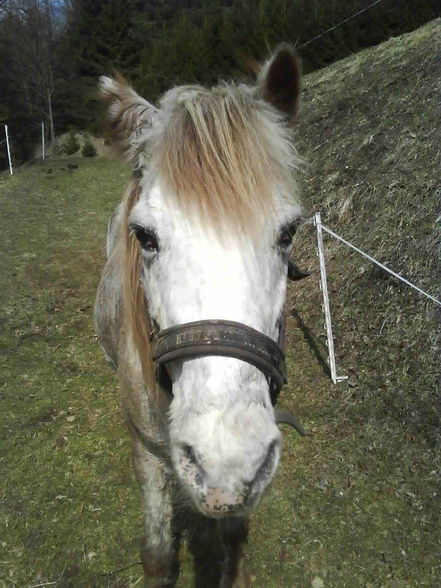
[41,121,45,159]
[4,125,13,175]
[314,212,346,384]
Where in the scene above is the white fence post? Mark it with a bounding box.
[41,121,45,159]
[4,124,13,175]
[314,212,346,384]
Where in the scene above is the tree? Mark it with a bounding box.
[1,0,60,146]
[0,0,439,169]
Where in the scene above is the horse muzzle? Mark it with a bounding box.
[172,436,281,518]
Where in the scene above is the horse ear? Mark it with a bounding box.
[99,74,157,160]
[257,44,301,119]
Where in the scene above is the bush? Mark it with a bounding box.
[62,131,80,155]
[51,139,61,156]
[81,137,97,158]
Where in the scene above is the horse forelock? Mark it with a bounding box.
[137,83,303,234]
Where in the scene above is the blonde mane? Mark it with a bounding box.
[144,84,303,232]
[119,179,158,396]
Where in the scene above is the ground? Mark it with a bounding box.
[0,20,440,588]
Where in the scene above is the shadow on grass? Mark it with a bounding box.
[291,308,331,379]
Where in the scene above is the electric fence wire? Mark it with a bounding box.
[320,222,441,307]
[298,0,386,49]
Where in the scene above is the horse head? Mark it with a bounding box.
[99,46,305,518]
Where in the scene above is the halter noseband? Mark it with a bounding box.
[148,261,311,436]
[151,319,287,405]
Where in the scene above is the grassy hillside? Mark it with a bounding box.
[1,21,439,587]
[277,17,440,586]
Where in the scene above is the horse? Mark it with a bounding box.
[94,45,308,587]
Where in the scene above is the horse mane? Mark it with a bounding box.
[119,179,158,396]
[144,84,303,233]
[118,83,303,394]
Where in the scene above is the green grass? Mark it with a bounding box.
[1,21,440,588]
[0,158,144,586]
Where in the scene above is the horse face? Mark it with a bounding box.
[129,185,301,516]
[101,44,302,517]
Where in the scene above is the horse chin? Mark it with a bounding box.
[195,494,259,520]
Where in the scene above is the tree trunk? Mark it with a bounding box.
[47,90,55,146]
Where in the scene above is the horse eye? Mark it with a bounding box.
[133,226,159,252]
[278,222,297,248]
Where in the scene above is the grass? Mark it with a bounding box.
[1,21,440,587]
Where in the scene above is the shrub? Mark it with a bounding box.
[51,139,61,156]
[81,137,97,158]
[62,131,80,155]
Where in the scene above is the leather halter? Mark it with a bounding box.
[148,261,310,436]
[151,319,287,406]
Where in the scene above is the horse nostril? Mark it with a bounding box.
[248,441,277,491]
[181,444,199,466]
[180,444,206,489]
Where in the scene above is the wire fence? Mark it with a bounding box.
[312,212,439,383]
[298,0,386,49]
[1,121,49,174]
[320,223,441,307]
